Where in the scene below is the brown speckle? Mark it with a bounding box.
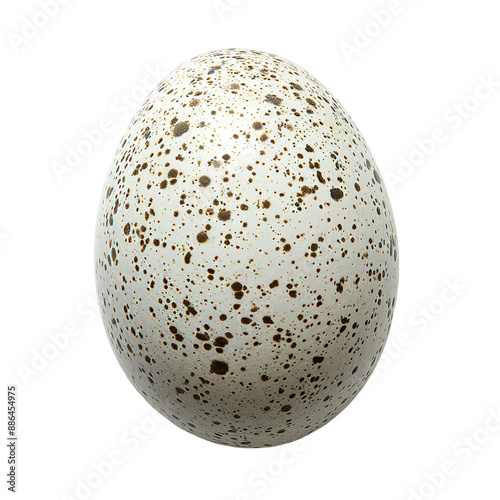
[265,94,282,106]
[330,188,344,200]
[173,121,189,137]
[199,175,211,187]
[218,209,231,221]
[210,360,228,375]
[197,232,208,243]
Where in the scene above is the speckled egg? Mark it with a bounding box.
[95,48,399,448]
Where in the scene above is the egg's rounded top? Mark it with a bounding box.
[95,48,398,448]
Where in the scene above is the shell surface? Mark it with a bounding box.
[95,48,399,447]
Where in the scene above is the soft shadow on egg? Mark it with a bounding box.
[95,48,399,448]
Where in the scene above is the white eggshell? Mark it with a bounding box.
[95,48,399,447]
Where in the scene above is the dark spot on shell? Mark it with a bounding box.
[218,209,231,221]
[330,188,344,200]
[373,169,381,183]
[231,282,243,291]
[168,169,178,178]
[265,94,282,106]
[123,223,130,235]
[210,360,228,375]
[252,121,263,130]
[197,232,208,243]
[160,180,168,189]
[184,252,191,264]
[313,356,324,364]
[281,405,292,412]
[269,280,279,289]
[213,337,228,347]
[199,176,211,187]
[183,300,197,316]
[263,316,274,324]
[173,121,189,137]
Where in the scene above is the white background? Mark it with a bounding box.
[2,0,499,499]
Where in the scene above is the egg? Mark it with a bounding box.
[95,48,399,448]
